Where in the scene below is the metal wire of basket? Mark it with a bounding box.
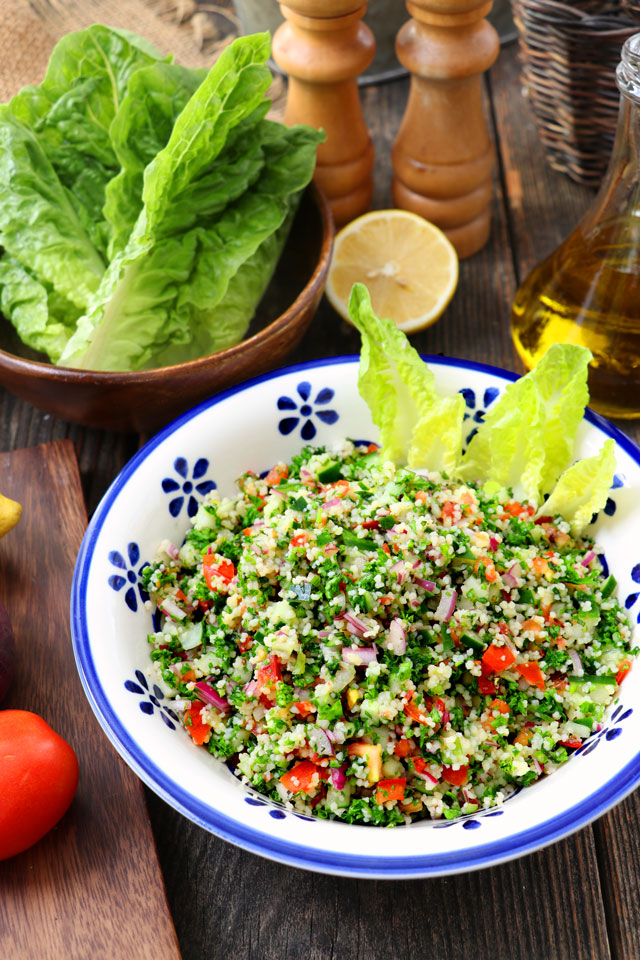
[510,0,639,187]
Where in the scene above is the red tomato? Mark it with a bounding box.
[482,643,516,673]
[0,710,79,860]
[375,778,406,805]
[202,554,235,591]
[442,765,469,786]
[515,661,546,690]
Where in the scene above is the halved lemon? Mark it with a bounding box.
[326,209,459,333]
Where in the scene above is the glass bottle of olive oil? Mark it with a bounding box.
[511,33,640,419]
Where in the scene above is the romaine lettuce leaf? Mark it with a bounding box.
[104,61,207,258]
[8,25,165,257]
[0,108,105,309]
[62,120,321,371]
[348,283,464,475]
[58,35,322,371]
[536,439,616,535]
[459,343,592,504]
[0,257,79,362]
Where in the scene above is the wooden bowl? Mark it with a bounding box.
[0,184,333,433]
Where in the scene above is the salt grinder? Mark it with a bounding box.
[392,0,500,258]
[272,1,375,226]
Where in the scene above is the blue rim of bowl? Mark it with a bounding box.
[71,354,640,878]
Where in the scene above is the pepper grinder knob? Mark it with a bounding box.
[391,0,500,258]
[272,1,376,226]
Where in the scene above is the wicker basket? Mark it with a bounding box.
[510,0,639,187]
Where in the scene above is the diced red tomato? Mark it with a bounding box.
[185,701,211,746]
[361,520,380,530]
[441,501,457,522]
[293,700,315,718]
[531,557,551,578]
[520,618,542,633]
[411,757,428,774]
[477,661,496,695]
[280,760,323,795]
[617,659,632,685]
[559,738,582,749]
[202,554,235,591]
[515,661,546,690]
[404,697,431,726]
[237,635,253,653]
[367,443,379,453]
[375,778,406,805]
[415,490,428,505]
[394,738,416,758]
[290,532,310,548]
[255,654,282,702]
[265,464,289,485]
[474,555,497,582]
[382,544,391,555]
[489,698,510,715]
[442,765,469,786]
[482,643,516,673]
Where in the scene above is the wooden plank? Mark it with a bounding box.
[146,787,610,960]
[0,440,181,960]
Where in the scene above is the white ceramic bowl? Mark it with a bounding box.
[71,356,640,878]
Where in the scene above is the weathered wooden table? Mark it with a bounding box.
[3,38,640,960]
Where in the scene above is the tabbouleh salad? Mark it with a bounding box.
[142,441,635,826]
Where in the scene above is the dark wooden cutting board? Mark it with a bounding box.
[0,440,181,960]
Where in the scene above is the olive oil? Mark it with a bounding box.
[511,32,640,419]
[512,216,640,419]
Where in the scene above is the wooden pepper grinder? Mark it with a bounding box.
[391,1,500,259]
[272,1,375,226]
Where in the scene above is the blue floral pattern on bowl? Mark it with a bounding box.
[277,381,339,441]
[459,385,499,446]
[108,542,148,613]
[124,669,179,730]
[162,457,217,518]
[576,703,633,756]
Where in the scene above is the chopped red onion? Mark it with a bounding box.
[317,628,332,638]
[344,612,369,636]
[581,551,596,567]
[159,597,186,621]
[441,710,450,726]
[388,618,407,655]
[502,561,522,588]
[532,756,543,775]
[331,765,347,790]
[434,588,457,621]
[166,542,180,560]
[194,681,230,713]
[308,726,333,756]
[342,645,378,665]
[414,769,439,786]
[243,679,258,697]
[489,536,499,552]
[568,649,584,676]
[391,560,408,584]
[323,544,339,556]
[414,578,437,592]
[322,498,342,510]
[502,633,518,658]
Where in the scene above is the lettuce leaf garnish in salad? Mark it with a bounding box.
[0,28,323,371]
[348,282,613,533]
[348,282,465,476]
